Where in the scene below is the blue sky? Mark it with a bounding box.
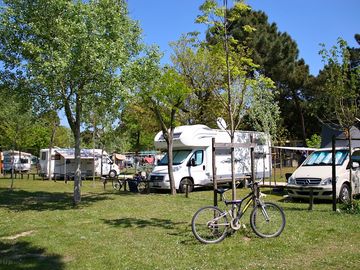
[127,0,359,76]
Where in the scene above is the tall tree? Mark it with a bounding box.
[0,0,144,204]
[133,48,191,194]
[196,0,279,199]
[317,38,360,203]
[222,7,314,143]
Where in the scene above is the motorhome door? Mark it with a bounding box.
[187,150,207,184]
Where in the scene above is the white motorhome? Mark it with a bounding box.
[148,125,271,192]
[3,151,32,173]
[39,148,120,179]
[287,147,360,203]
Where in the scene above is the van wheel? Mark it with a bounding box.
[179,178,193,193]
[109,170,117,179]
[339,183,351,204]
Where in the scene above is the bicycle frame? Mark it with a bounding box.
[220,182,264,226]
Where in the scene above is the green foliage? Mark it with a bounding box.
[247,74,280,140]
[317,38,360,130]
[340,199,360,215]
[306,134,321,148]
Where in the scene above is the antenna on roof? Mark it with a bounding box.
[216,117,227,131]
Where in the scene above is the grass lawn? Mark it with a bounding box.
[0,178,359,270]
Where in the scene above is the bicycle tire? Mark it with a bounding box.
[191,206,229,244]
[113,180,122,191]
[250,202,285,238]
[137,181,146,193]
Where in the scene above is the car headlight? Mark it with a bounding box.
[288,176,296,184]
[321,177,337,185]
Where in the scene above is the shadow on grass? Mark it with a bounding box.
[0,241,64,270]
[0,188,112,212]
[102,217,187,230]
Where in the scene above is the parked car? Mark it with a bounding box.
[286,147,360,203]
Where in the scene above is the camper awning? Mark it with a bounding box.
[55,149,101,159]
[114,153,126,160]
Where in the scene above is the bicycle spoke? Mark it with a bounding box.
[191,206,229,244]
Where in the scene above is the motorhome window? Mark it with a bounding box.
[41,152,46,160]
[20,158,28,164]
[54,154,61,160]
[190,150,203,166]
[303,150,348,166]
[159,132,182,140]
[158,150,192,165]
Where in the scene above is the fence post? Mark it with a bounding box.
[308,188,314,210]
[212,138,217,206]
[332,135,337,211]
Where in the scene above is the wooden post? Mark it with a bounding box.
[212,138,217,206]
[332,135,337,211]
[250,135,255,184]
[185,183,189,198]
[308,188,314,210]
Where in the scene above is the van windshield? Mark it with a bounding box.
[303,150,348,166]
[158,150,192,166]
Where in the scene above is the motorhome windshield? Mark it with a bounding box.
[303,150,348,166]
[158,150,192,166]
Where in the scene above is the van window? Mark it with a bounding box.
[303,150,348,166]
[351,150,360,163]
[41,152,47,160]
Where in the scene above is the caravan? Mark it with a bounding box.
[148,125,271,192]
[3,151,32,173]
[39,148,120,179]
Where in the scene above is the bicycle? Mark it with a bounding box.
[191,180,286,244]
[112,173,147,193]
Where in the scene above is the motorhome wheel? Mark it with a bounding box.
[179,178,193,193]
[109,170,117,178]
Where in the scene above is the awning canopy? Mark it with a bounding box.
[114,153,126,160]
[55,149,102,160]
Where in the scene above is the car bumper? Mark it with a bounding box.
[286,185,334,200]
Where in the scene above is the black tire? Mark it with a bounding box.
[112,180,122,191]
[109,170,117,178]
[250,202,286,238]
[191,206,229,244]
[179,178,193,193]
[339,183,351,204]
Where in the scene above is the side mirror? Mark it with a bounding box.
[188,158,196,167]
[352,161,359,169]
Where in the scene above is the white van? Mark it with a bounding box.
[286,147,360,203]
[149,125,271,192]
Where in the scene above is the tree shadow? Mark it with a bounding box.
[102,217,187,230]
[0,241,64,270]
[0,188,112,212]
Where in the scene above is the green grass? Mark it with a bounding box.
[0,179,359,270]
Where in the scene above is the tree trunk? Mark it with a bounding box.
[73,94,82,205]
[167,129,176,195]
[49,123,57,182]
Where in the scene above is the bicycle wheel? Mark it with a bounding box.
[250,202,285,238]
[113,180,122,191]
[137,181,147,193]
[191,206,229,244]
